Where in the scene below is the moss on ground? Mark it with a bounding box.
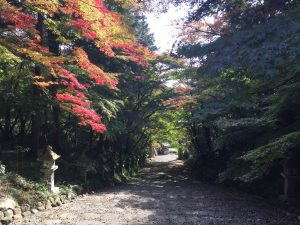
[0,171,79,207]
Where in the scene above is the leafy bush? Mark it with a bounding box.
[219,131,300,183]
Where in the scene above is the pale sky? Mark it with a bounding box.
[145,5,189,53]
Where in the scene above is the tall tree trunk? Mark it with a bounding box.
[204,126,212,154]
[30,14,44,159]
[47,28,62,152]
[19,116,26,145]
[30,66,42,159]
[2,109,12,149]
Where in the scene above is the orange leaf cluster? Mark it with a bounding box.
[164,96,197,109]
[73,48,118,88]
[0,0,154,133]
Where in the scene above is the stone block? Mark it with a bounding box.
[22,211,32,217]
[20,204,30,213]
[67,193,75,200]
[3,210,13,219]
[1,217,12,225]
[45,200,52,209]
[54,197,60,204]
[13,214,23,221]
[67,193,72,200]
[0,199,17,210]
[0,211,4,220]
[37,206,45,211]
[60,195,67,204]
[36,202,43,208]
[48,197,56,206]
[37,202,45,211]
[13,207,22,215]
[1,217,13,225]
[31,209,39,214]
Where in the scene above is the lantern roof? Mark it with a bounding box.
[39,146,60,161]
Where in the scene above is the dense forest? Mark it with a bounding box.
[0,0,300,206]
[162,0,300,199]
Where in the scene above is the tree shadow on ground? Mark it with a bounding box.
[110,158,298,225]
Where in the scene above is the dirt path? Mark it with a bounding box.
[16,154,298,225]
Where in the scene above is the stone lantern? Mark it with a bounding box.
[39,145,60,193]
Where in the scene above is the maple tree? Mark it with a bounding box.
[0,0,185,191]
[0,0,154,133]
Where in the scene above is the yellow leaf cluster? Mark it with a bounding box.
[78,0,134,48]
[24,0,60,15]
[33,81,58,87]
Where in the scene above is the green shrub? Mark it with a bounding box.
[219,130,300,183]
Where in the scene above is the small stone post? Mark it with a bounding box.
[0,161,5,174]
[280,153,300,200]
[78,152,90,183]
[39,145,60,193]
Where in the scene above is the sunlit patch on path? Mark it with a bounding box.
[16,155,298,225]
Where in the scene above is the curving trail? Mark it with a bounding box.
[16,154,298,225]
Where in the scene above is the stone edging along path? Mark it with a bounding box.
[0,192,76,225]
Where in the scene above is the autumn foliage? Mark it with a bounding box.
[0,0,154,133]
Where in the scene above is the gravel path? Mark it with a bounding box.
[16,154,298,225]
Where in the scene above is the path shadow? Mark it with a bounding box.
[108,156,298,225]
